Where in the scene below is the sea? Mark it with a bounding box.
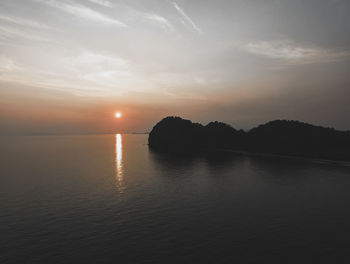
[1,134,350,263]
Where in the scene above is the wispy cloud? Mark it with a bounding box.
[0,14,50,29]
[246,41,315,59]
[245,40,350,64]
[0,49,133,96]
[56,50,135,93]
[87,0,113,8]
[35,0,126,27]
[145,14,174,32]
[0,25,51,42]
[172,2,202,34]
[0,55,20,73]
[65,50,129,72]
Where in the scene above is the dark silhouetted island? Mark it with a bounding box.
[149,116,350,161]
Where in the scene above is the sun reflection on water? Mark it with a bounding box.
[115,133,124,192]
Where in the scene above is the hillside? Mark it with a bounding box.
[148,116,350,161]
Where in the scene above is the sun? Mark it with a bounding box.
[115,112,122,118]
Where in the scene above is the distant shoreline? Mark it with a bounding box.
[0,132,150,137]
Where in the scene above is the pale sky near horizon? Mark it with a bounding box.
[0,0,350,134]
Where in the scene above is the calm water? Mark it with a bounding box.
[1,134,350,264]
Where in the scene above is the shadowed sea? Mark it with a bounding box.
[1,134,350,264]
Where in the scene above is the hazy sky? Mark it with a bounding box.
[1,0,350,134]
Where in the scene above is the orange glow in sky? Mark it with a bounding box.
[115,112,122,118]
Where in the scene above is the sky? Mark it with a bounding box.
[0,0,350,134]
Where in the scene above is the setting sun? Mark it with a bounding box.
[115,112,122,118]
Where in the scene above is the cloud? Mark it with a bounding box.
[245,40,350,64]
[172,2,202,34]
[87,0,113,8]
[0,25,51,42]
[35,0,126,27]
[145,14,174,32]
[246,41,314,59]
[0,48,132,96]
[0,14,50,29]
[49,50,146,95]
[0,55,20,73]
[65,50,129,72]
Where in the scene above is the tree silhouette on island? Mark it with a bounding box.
[149,116,350,161]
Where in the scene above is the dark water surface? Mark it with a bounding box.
[1,134,350,264]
